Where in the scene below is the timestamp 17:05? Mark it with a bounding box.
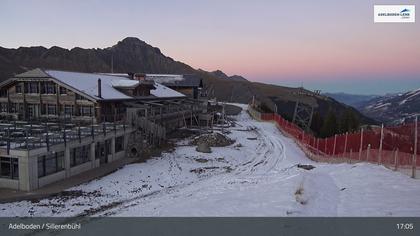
[396,223,414,230]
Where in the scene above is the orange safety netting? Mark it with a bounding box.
[258,110,419,167]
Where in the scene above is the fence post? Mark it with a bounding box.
[324,138,327,155]
[366,144,371,162]
[343,132,348,158]
[394,148,399,171]
[333,134,337,156]
[378,124,384,165]
[350,148,353,161]
[316,138,319,153]
[358,128,364,160]
[412,116,418,178]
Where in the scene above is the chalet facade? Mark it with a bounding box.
[0,69,186,123]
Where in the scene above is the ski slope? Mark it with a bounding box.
[1,104,419,216]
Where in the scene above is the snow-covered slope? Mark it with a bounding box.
[0,104,419,216]
[356,88,420,124]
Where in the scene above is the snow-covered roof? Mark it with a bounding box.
[110,80,139,88]
[45,70,134,100]
[98,72,201,88]
[44,70,185,100]
[151,82,185,98]
[145,74,184,83]
[145,74,201,87]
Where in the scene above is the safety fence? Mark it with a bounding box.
[248,105,419,178]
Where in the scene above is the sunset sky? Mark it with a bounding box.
[0,0,419,94]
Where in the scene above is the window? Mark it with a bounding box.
[43,82,56,94]
[115,136,124,153]
[0,103,7,113]
[0,157,19,179]
[70,145,90,167]
[18,103,24,113]
[10,103,23,113]
[42,104,57,115]
[79,106,93,117]
[27,104,39,118]
[15,84,22,94]
[64,105,74,116]
[0,89,7,97]
[25,82,39,94]
[116,106,126,116]
[105,139,111,157]
[48,104,57,115]
[95,142,106,160]
[37,152,64,177]
[59,87,67,95]
[9,103,17,113]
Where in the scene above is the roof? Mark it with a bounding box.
[45,70,133,100]
[1,69,190,101]
[152,83,186,98]
[145,74,201,87]
[15,68,50,78]
[42,70,185,100]
[99,73,202,88]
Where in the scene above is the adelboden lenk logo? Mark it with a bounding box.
[374,5,415,23]
[400,8,410,18]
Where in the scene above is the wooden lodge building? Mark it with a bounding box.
[0,68,191,123]
[0,69,206,191]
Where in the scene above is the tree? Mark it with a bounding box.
[310,111,323,136]
[320,109,338,138]
[339,108,360,133]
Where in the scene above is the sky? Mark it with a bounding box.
[0,0,419,95]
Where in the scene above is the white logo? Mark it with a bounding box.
[374,5,415,23]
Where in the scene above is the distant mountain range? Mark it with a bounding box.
[0,37,376,128]
[323,92,379,107]
[354,88,420,124]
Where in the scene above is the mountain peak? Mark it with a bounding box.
[120,37,145,44]
[211,70,229,79]
[113,37,162,55]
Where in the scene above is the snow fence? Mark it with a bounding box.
[247,105,420,178]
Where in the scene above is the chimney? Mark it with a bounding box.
[97,78,102,98]
[134,73,146,81]
[128,72,135,80]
